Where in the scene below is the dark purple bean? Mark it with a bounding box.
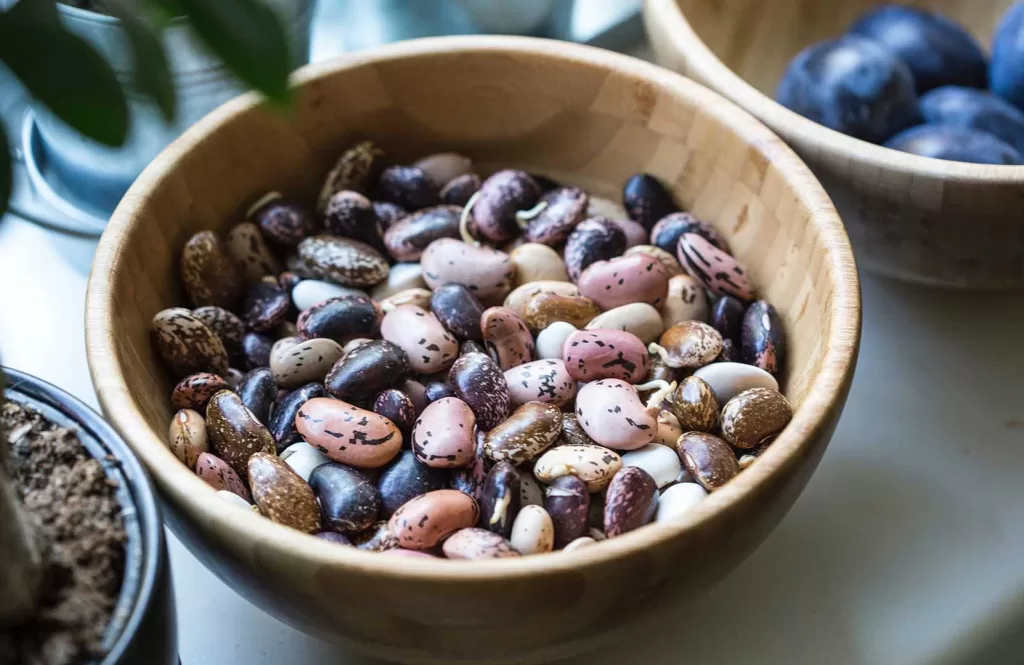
[310,463,381,533]
[296,295,382,343]
[324,339,410,400]
[622,173,678,231]
[544,475,589,549]
[524,187,588,246]
[563,217,626,282]
[253,196,317,248]
[471,170,540,244]
[450,432,490,502]
[372,201,407,229]
[479,461,521,539]
[242,280,290,332]
[440,173,481,206]
[315,531,353,545]
[377,450,450,517]
[741,300,786,375]
[193,305,246,365]
[651,212,728,256]
[430,282,486,342]
[236,367,276,426]
[460,340,487,357]
[376,165,439,210]
[423,381,457,405]
[323,190,385,251]
[241,331,274,370]
[373,389,417,439]
[676,431,739,491]
[383,205,462,262]
[269,383,326,452]
[710,295,745,344]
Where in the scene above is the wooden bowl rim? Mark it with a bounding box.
[86,35,861,581]
[645,0,1024,183]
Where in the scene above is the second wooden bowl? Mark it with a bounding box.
[646,0,1024,289]
[85,37,860,664]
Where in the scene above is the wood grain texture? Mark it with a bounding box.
[84,37,860,664]
[646,0,1024,289]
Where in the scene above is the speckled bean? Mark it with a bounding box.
[479,461,521,538]
[523,186,588,246]
[296,295,382,343]
[509,243,570,286]
[625,245,683,277]
[388,489,479,550]
[205,390,275,480]
[561,413,598,447]
[562,329,650,383]
[225,221,281,282]
[412,397,477,468]
[152,307,229,378]
[295,398,403,468]
[470,169,541,243]
[168,409,208,469]
[676,432,739,491]
[544,475,590,549]
[443,528,520,559]
[692,362,779,405]
[620,444,681,488]
[603,467,658,537]
[351,520,400,552]
[519,474,544,507]
[296,235,390,288]
[655,410,683,447]
[310,463,381,533]
[179,230,244,309]
[536,321,578,359]
[448,352,510,431]
[654,321,723,368]
[421,239,515,303]
[504,280,579,318]
[270,337,345,389]
[677,233,754,301]
[196,452,250,500]
[523,292,600,332]
[481,306,535,371]
[574,379,656,451]
[380,304,459,374]
[247,453,321,533]
[449,434,488,502]
[171,372,229,411]
[253,195,317,247]
[652,212,728,256]
[577,253,669,310]
[533,444,622,493]
[660,274,709,329]
[373,389,417,439]
[563,217,627,282]
[503,359,577,407]
[721,388,792,449]
[483,401,562,465]
[671,376,719,432]
[324,339,410,400]
[380,288,433,314]
[378,450,450,517]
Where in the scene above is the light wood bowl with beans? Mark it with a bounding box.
[646,0,1024,289]
[85,37,860,665]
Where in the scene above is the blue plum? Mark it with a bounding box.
[776,35,921,143]
[991,1,1024,111]
[884,124,1023,164]
[919,86,1024,155]
[849,5,987,93]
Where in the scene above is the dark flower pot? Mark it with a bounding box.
[4,368,177,665]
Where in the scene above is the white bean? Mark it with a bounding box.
[620,444,682,488]
[655,483,708,523]
[280,441,331,482]
[510,505,555,555]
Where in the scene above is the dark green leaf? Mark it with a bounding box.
[147,0,291,106]
[102,0,176,122]
[0,0,129,147]
[0,124,11,218]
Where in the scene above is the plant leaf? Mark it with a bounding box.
[147,0,291,106]
[102,0,176,122]
[0,124,11,218]
[0,0,129,147]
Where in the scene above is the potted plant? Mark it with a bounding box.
[0,368,175,664]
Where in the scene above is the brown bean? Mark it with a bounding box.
[248,452,322,534]
[671,376,719,432]
[676,432,739,491]
[603,467,659,537]
[720,388,792,449]
[544,475,590,550]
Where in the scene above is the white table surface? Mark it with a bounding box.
[2,209,1023,665]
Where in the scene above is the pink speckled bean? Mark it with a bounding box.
[412,397,477,468]
[295,397,403,468]
[561,329,649,383]
[442,528,521,559]
[481,306,535,371]
[388,489,480,550]
[677,233,755,301]
[574,379,657,451]
[420,238,515,303]
[380,304,459,374]
[196,452,250,500]
[577,253,669,311]
[503,359,577,407]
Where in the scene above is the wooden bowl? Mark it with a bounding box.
[646,0,1024,289]
[85,37,860,664]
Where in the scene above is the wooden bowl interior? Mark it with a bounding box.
[87,38,859,661]
[675,0,1013,97]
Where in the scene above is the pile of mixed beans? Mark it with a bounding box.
[154,141,791,560]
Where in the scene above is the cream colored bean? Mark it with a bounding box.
[585,303,664,344]
[655,483,708,523]
[370,262,427,300]
[510,505,555,555]
[510,243,570,286]
[563,536,597,552]
[620,444,681,488]
[280,441,331,482]
[660,274,709,328]
[533,444,623,492]
[536,321,578,359]
[503,281,579,318]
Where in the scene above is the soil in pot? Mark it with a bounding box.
[0,400,127,665]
